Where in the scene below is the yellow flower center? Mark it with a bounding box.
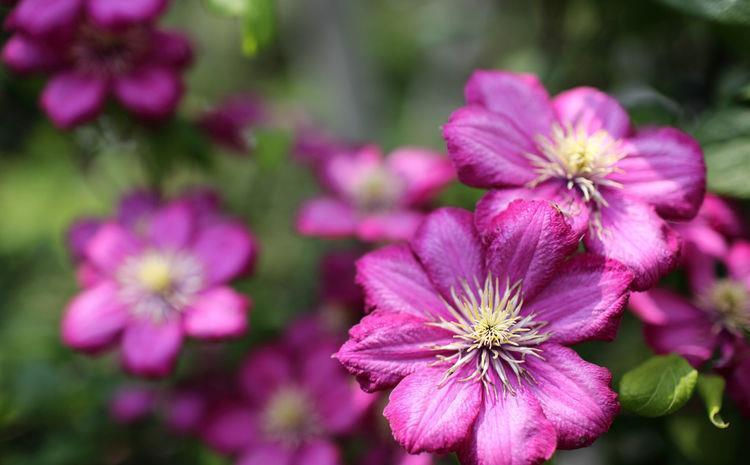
[136,254,174,294]
[708,279,750,333]
[263,387,317,443]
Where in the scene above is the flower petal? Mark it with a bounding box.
[384,366,482,454]
[147,200,196,250]
[201,403,258,455]
[239,443,293,465]
[239,345,293,403]
[120,319,183,378]
[613,127,705,221]
[183,287,250,340]
[1,34,61,73]
[87,0,167,29]
[464,70,555,141]
[335,311,454,392]
[149,30,193,69]
[411,207,486,299]
[528,254,632,345]
[113,66,182,119]
[443,106,538,188]
[293,440,341,465]
[117,190,160,229]
[296,197,358,238]
[386,147,455,206]
[727,241,750,287]
[356,210,424,243]
[484,200,579,300]
[192,221,258,285]
[585,192,680,291]
[474,184,589,237]
[13,0,82,36]
[85,222,142,275]
[41,71,107,129]
[457,389,557,465]
[356,244,445,318]
[525,344,619,449]
[553,87,631,139]
[61,281,128,352]
[722,349,750,417]
[629,289,717,367]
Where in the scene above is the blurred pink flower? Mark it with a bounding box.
[2,0,191,128]
[109,385,156,424]
[443,70,706,290]
[199,324,374,465]
[292,126,358,171]
[629,240,750,416]
[62,190,258,378]
[336,200,632,464]
[320,249,363,310]
[198,94,267,154]
[297,145,455,243]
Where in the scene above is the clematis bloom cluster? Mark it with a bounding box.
[297,144,455,242]
[62,189,258,377]
[336,200,633,465]
[2,0,192,128]
[443,70,706,290]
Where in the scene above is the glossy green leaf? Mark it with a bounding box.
[619,354,698,417]
[697,374,730,428]
[659,0,750,24]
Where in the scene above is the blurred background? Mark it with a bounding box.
[1,0,749,464]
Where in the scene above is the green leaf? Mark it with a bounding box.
[619,354,698,417]
[697,374,730,428]
[659,0,750,24]
[704,137,750,198]
[203,0,248,16]
[241,0,276,56]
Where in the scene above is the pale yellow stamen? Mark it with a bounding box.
[136,254,174,293]
[704,279,750,334]
[263,387,318,444]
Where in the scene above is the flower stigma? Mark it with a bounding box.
[427,275,550,397]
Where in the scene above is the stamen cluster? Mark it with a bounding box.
[428,276,550,396]
[703,279,750,334]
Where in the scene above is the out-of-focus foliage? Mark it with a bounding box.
[660,0,750,24]
[204,0,277,56]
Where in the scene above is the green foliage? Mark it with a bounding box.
[203,0,276,56]
[619,354,698,417]
[659,0,750,23]
[696,374,730,428]
[694,108,750,198]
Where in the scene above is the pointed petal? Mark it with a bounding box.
[121,319,183,377]
[727,241,750,287]
[457,390,557,465]
[61,282,128,352]
[41,71,107,129]
[443,106,538,188]
[356,244,445,318]
[1,34,61,73]
[148,29,193,68]
[296,197,358,238]
[201,403,258,454]
[335,311,454,392]
[385,148,455,205]
[613,128,705,221]
[474,184,589,237]
[183,287,250,340]
[528,254,632,344]
[585,192,680,291]
[384,366,482,454]
[85,222,142,274]
[525,344,619,449]
[464,70,555,141]
[484,200,579,300]
[239,346,293,403]
[13,0,82,36]
[293,440,341,465]
[356,210,424,243]
[147,201,196,250]
[192,221,258,285]
[553,87,631,139]
[113,66,182,119]
[87,0,167,29]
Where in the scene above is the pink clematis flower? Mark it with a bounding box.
[2,0,192,128]
[198,94,267,154]
[199,326,374,465]
[443,70,706,290]
[61,191,258,378]
[336,200,633,465]
[629,240,750,416]
[297,145,455,243]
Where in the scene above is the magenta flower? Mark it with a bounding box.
[109,385,156,424]
[443,70,706,290]
[297,145,455,243]
[2,0,192,128]
[199,330,374,465]
[320,249,364,310]
[629,241,750,415]
[336,200,632,464]
[61,192,258,377]
[198,94,267,154]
